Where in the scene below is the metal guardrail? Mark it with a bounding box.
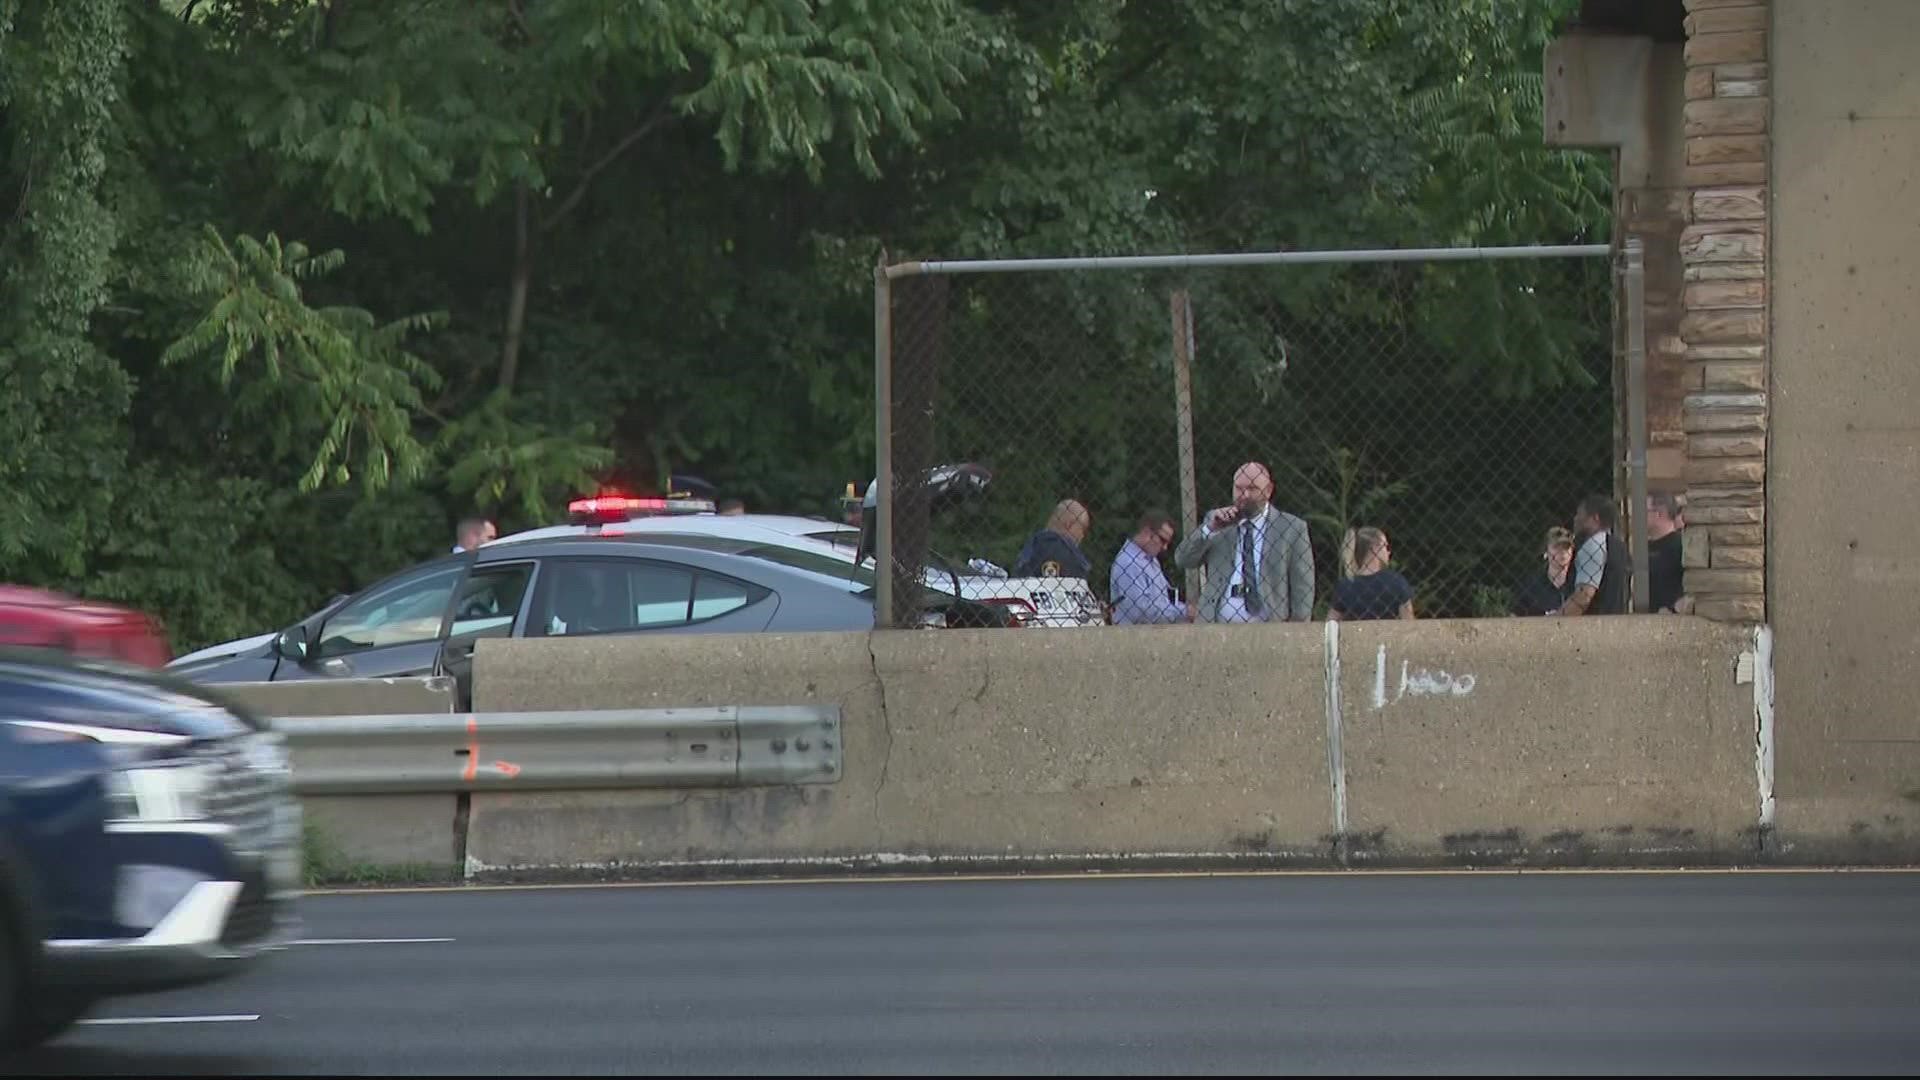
[272,706,842,795]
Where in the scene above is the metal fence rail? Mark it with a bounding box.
[876,243,1640,628]
[273,705,842,794]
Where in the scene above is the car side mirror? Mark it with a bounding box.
[275,625,311,661]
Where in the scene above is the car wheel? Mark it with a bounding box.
[7,993,91,1051]
[1,906,90,1053]
[0,913,15,1050]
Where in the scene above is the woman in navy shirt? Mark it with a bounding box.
[1329,526,1416,621]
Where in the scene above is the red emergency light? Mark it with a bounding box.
[566,492,717,525]
[568,495,669,522]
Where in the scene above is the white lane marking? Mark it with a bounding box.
[294,937,454,945]
[81,1014,260,1026]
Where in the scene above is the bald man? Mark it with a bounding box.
[1173,462,1315,623]
[1012,498,1093,579]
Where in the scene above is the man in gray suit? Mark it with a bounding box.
[1173,462,1315,623]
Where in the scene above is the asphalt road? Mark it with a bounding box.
[11,871,1920,1076]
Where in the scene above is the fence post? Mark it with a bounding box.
[1623,237,1651,613]
[873,257,895,629]
[1170,288,1201,608]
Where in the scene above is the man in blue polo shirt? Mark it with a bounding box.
[1110,510,1188,624]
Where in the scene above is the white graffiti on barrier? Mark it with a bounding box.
[1372,643,1476,709]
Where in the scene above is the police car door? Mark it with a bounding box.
[437,557,539,702]
[276,562,463,682]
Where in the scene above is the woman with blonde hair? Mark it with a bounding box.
[1329,526,1415,621]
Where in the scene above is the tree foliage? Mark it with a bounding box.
[164,226,444,492]
[0,0,132,579]
[0,0,1606,649]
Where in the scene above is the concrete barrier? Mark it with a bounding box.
[183,618,1911,876]
[467,625,1331,875]
[461,616,1772,877]
[863,624,1329,861]
[205,677,459,873]
[1331,617,1759,866]
[467,633,885,875]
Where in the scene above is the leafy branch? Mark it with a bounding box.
[436,388,613,523]
[163,226,443,493]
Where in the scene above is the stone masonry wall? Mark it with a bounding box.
[1618,133,1690,499]
[1679,0,1770,622]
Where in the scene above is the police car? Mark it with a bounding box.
[502,494,1103,629]
[539,469,1105,629]
[169,472,1101,678]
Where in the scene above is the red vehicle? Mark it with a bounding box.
[0,586,172,669]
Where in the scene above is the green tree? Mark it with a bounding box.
[0,0,1611,647]
[0,0,133,579]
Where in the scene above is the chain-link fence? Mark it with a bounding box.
[876,246,1625,629]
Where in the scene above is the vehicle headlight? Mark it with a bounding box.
[106,760,219,824]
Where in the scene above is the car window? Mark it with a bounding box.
[528,558,775,636]
[316,567,463,658]
[632,569,693,625]
[737,545,873,589]
[691,573,759,621]
[532,559,694,637]
[449,563,534,641]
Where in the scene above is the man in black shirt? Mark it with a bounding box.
[1560,494,1632,616]
[1647,491,1686,613]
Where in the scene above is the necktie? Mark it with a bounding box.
[1242,517,1264,616]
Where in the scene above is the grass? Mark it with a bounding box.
[301,818,461,888]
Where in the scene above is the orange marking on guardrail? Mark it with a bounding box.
[463,715,478,783]
[492,760,522,779]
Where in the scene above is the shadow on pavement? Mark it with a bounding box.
[2,1046,286,1077]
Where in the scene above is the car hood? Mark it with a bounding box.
[168,630,278,668]
[0,651,262,739]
